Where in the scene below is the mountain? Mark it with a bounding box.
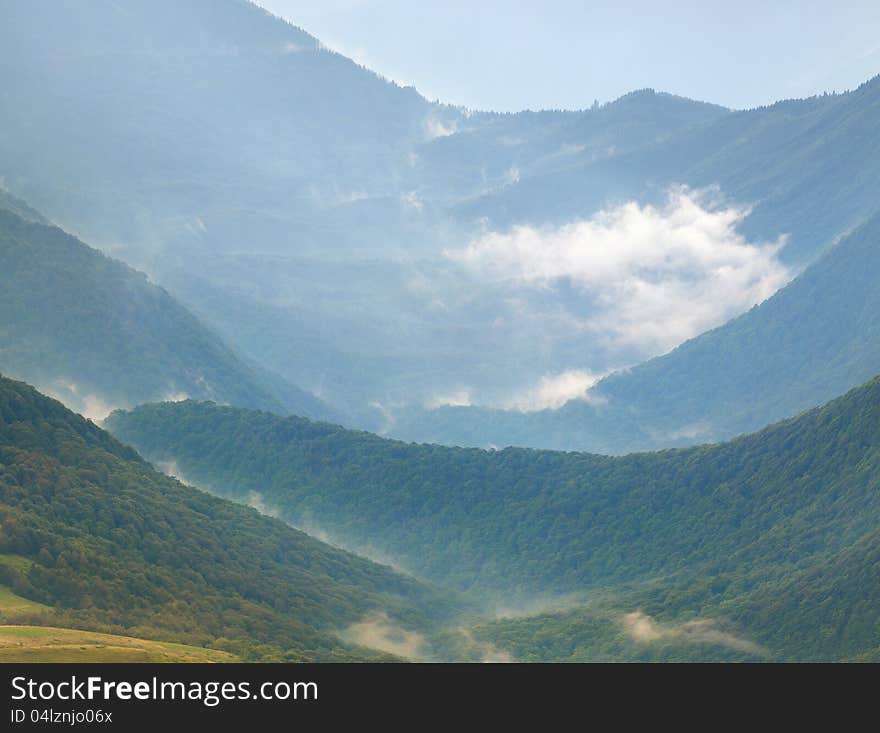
[402,89,728,205]
[459,76,880,268]
[4,0,880,449]
[0,202,335,421]
[0,0,739,422]
[0,0,441,421]
[151,74,880,432]
[0,0,431,259]
[106,374,880,659]
[392,206,880,453]
[0,373,446,661]
[0,188,48,225]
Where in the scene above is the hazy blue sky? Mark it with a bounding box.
[256,0,880,111]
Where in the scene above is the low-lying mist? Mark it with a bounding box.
[621,611,768,656]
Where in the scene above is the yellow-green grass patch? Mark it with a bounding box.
[0,626,238,663]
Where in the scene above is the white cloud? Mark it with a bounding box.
[42,379,117,423]
[559,142,587,156]
[447,187,791,354]
[156,460,194,486]
[400,190,424,211]
[425,388,472,409]
[424,115,458,140]
[621,611,767,656]
[162,391,189,403]
[368,400,396,434]
[341,612,426,660]
[451,629,514,663]
[657,421,713,442]
[184,216,207,237]
[306,183,372,207]
[498,370,606,412]
[246,490,281,518]
[79,394,116,423]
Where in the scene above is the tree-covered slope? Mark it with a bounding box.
[468,522,880,663]
[0,205,335,420]
[106,377,880,659]
[392,206,880,453]
[0,374,445,660]
[107,375,880,598]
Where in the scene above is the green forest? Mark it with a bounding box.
[107,376,880,660]
[0,374,448,661]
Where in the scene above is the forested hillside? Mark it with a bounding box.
[0,204,335,421]
[0,374,445,661]
[107,377,880,659]
[465,521,880,662]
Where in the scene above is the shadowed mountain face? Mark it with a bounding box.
[107,373,880,660]
[0,201,336,421]
[0,374,446,661]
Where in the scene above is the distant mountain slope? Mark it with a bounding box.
[392,207,880,452]
[0,0,738,423]
[3,0,878,432]
[408,89,729,203]
[460,77,880,267]
[0,0,431,258]
[0,205,335,420]
[0,189,47,224]
[0,374,444,660]
[0,0,444,418]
